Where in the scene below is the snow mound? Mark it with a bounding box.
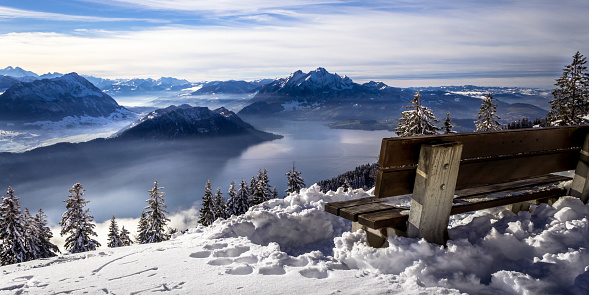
[2,186,589,294]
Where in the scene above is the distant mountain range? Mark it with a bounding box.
[114,104,281,141]
[0,73,129,122]
[237,67,551,130]
[191,79,273,95]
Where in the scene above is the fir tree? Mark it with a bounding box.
[444,111,455,134]
[548,51,589,126]
[32,209,59,258]
[475,93,501,131]
[286,162,306,195]
[212,188,226,220]
[272,186,278,199]
[60,183,100,253]
[227,180,250,216]
[119,226,133,246]
[107,215,123,248]
[198,180,215,226]
[249,176,257,197]
[136,211,148,243]
[138,181,170,244]
[23,208,40,261]
[395,91,441,137]
[0,187,29,265]
[342,179,351,192]
[250,169,272,206]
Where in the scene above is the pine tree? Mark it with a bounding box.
[395,91,441,137]
[60,183,100,253]
[250,169,272,206]
[32,209,59,258]
[249,176,257,197]
[137,181,170,244]
[119,226,133,246]
[272,186,278,199]
[286,162,306,195]
[226,180,250,216]
[212,188,226,220]
[342,179,351,192]
[23,208,40,261]
[548,51,589,126]
[475,93,501,131]
[107,215,123,248]
[136,211,148,243]
[198,180,215,226]
[0,187,29,265]
[444,111,455,134]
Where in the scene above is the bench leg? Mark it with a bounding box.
[407,142,463,245]
[509,201,531,214]
[571,134,589,203]
[352,222,406,248]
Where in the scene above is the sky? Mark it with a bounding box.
[0,0,588,88]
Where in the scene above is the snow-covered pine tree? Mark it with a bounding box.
[138,181,170,244]
[0,187,29,265]
[32,209,59,258]
[444,111,455,134]
[475,93,501,131]
[212,188,226,220]
[60,183,100,253]
[107,215,123,248]
[198,180,216,226]
[136,211,148,243]
[286,162,305,195]
[272,187,278,199]
[548,51,589,126]
[395,91,441,137]
[227,179,250,216]
[119,226,133,246]
[249,176,257,197]
[342,179,351,192]
[23,208,40,261]
[225,181,242,217]
[250,169,272,206]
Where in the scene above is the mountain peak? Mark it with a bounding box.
[0,66,39,78]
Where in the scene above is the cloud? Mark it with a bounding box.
[0,5,163,23]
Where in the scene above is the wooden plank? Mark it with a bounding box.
[339,202,398,221]
[454,174,571,198]
[379,126,589,168]
[451,187,567,215]
[358,209,408,229]
[375,150,578,198]
[571,133,589,203]
[324,197,380,215]
[407,142,462,244]
[358,187,567,230]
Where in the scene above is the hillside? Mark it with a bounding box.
[1,185,588,294]
[0,73,128,122]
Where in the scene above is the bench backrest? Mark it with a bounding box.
[375,126,589,198]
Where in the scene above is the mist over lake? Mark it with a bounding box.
[0,117,392,226]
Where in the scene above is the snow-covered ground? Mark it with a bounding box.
[2,184,589,294]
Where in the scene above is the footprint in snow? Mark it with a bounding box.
[189,251,211,258]
[299,268,328,279]
[207,258,234,266]
[203,243,228,250]
[213,246,250,258]
[225,264,254,275]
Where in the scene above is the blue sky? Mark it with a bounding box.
[0,0,587,87]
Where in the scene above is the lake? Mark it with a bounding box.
[1,117,393,226]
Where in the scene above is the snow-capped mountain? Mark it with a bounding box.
[0,75,20,90]
[39,72,64,79]
[0,66,39,78]
[0,73,128,122]
[114,104,281,140]
[103,77,193,94]
[191,80,271,95]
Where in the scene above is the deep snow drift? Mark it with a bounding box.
[2,184,589,294]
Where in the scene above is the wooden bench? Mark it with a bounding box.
[325,126,589,247]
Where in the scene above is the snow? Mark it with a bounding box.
[2,184,589,294]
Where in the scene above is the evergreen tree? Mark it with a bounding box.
[138,181,170,244]
[444,111,455,134]
[249,176,257,197]
[107,215,123,248]
[227,180,250,216]
[136,211,148,243]
[342,179,351,192]
[60,183,100,253]
[212,188,226,220]
[250,169,272,206]
[32,209,59,258]
[198,180,215,226]
[23,208,40,261]
[272,186,278,199]
[119,226,133,246]
[548,51,589,126]
[395,91,441,137]
[286,162,306,195]
[0,187,29,265]
[475,93,501,131]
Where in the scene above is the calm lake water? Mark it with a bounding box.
[5,118,393,225]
